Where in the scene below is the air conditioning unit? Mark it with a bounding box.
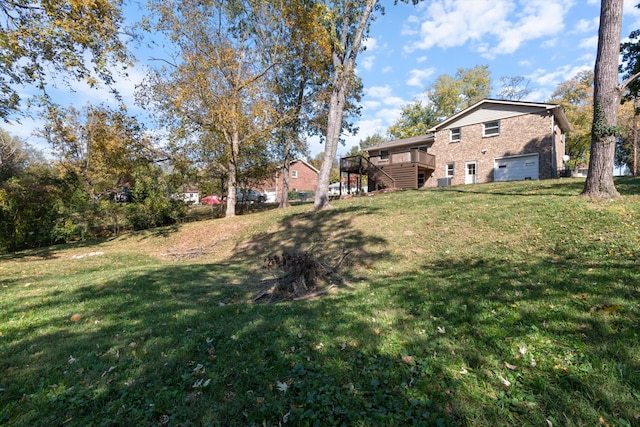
[437,177,451,187]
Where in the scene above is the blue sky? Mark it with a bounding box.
[8,0,640,159]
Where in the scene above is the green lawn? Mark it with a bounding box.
[1,178,639,426]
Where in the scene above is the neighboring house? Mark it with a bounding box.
[255,158,319,203]
[342,99,571,190]
[172,185,200,204]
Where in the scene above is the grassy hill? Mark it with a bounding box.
[1,178,639,426]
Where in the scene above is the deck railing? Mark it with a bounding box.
[368,148,435,168]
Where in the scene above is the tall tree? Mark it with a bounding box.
[270,1,332,208]
[583,0,640,197]
[140,0,285,217]
[312,0,421,210]
[0,0,133,119]
[427,65,492,120]
[388,65,492,140]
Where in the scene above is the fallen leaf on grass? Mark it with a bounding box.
[505,362,516,370]
[497,374,511,387]
[603,305,621,314]
[401,355,413,364]
[276,381,288,393]
[436,326,445,334]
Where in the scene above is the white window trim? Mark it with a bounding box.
[446,163,455,178]
[483,120,500,137]
[450,128,461,142]
[291,170,298,178]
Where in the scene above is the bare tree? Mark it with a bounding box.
[497,76,532,101]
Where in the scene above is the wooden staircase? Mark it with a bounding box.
[340,156,396,190]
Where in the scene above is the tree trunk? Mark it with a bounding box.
[313,0,377,210]
[280,145,291,208]
[314,77,346,210]
[583,0,624,198]
[225,127,240,218]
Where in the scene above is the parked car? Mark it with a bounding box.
[201,195,223,205]
[236,188,266,203]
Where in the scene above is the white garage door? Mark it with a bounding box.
[494,154,539,182]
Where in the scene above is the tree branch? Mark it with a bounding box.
[620,70,640,92]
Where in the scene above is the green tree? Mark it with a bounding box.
[0,129,30,182]
[548,71,594,171]
[140,0,285,217]
[388,65,492,141]
[0,0,133,119]
[427,65,492,120]
[41,104,157,203]
[388,101,437,139]
[346,133,388,157]
[270,1,333,208]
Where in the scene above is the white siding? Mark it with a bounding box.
[441,105,548,130]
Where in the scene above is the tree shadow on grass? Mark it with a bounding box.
[368,250,640,425]
[1,260,452,426]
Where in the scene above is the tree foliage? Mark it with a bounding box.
[388,65,492,140]
[0,0,133,119]
[548,70,594,170]
[140,0,289,217]
[388,101,438,140]
[427,65,492,120]
[40,104,157,203]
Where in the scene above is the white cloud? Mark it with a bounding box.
[578,35,598,50]
[361,100,381,110]
[365,85,394,99]
[527,63,592,90]
[575,17,599,33]
[363,37,379,52]
[541,38,557,48]
[404,0,572,59]
[406,0,514,52]
[406,67,436,88]
[359,55,376,71]
[416,56,428,63]
[484,1,569,58]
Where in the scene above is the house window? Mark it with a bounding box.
[380,150,389,161]
[450,127,461,142]
[483,120,500,137]
[291,170,298,178]
[446,163,455,178]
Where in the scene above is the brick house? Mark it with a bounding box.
[256,158,319,202]
[341,99,571,190]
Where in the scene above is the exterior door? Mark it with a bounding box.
[465,161,477,184]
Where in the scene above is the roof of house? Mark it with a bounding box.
[365,98,572,153]
[429,98,572,133]
[365,133,435,152]
[291,158,319,174]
